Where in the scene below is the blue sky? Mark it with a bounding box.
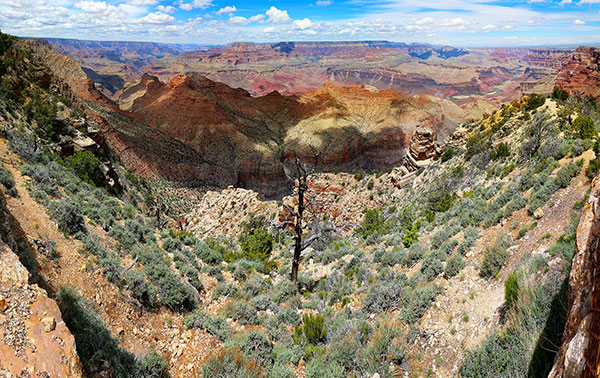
[0,0,599,46]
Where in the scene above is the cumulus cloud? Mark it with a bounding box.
[75,1,112,13]
[263,26,276,33]
[157,5,175,13]
[228,14,265,25]
[266,6,290,23]
[216,5,236,15]
[578,0,600,3]
[559,0,572,4]
[574,19,586,24]
[180,0,212,11]
[292,17,312,29]
[138,11,175,24]
[482,24,495,32]
[127,0,157,5]
[413,17,433,25]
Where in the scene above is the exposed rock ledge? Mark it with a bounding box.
[549,176,600,378]
[0,195,82,377]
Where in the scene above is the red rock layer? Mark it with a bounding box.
[556,47,600,101]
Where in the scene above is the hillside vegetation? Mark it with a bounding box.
[1,30,599,377]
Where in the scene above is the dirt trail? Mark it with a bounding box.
[0,139,217,377]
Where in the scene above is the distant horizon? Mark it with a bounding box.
[1,1,599,47]
[20,35,599,50]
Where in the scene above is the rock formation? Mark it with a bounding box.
[0,190,82,377]
[556,47,600,102]
[549,176,600,378]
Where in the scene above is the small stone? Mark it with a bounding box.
[372,374,380,378]
[534,208,544,219]
[0,296,7,312]
[42,316,56,332]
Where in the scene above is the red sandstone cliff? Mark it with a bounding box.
[556,47,600,102]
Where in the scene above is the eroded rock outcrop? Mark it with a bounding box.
[549,176,600,378]
[0,191,82,377]
[556,47,600,102]
[126,73,462,197]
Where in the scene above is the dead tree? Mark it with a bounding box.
[273,150,353,284]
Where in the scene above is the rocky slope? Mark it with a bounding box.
[0,189,82,378]
[549,176,600,378]
[556,47,600,102]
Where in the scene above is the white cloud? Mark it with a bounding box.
[127,0,157,5]
[138,11,175,24]
[559,0,572,4]
[263,26,276,33]
[316,0,332,5]
[216,5,236,15]
[574,19,586,24]
[228,14,264,25]
[157,5,175,13]
[266,6,290,23]
[578,0,600,3]
[180,0,212,11]
[74,1,111,14]
[413,17,433,25]
[228,16,247,24]
[292,17,312,29]
[440,18,469,27]
[482,24,495,32]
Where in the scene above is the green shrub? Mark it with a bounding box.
[420,253,444,280]
[480,237,509,278]
[361,273,407,313]
[573,115,597,140]
[441,147,455,162]
[125,270,158,308]
[401,283,441,323]
[523,93,546,111]
[62,150,103,186]
[301,313,327,344]
[587,158,600,179]
[236,219,273,264]
[356,208,387,240]
[492,142,511,160]
[185,309,231,340]
[131,246,195,312]
[273,280,297,304]
[444,254,465,278]
[226,330,273,367]
[201,348,262,378]
[223,300,258,325]
[50,198,86,235]
[551,87,569,101]
[212,282,239,300]
[504,273,519,309]
[140,349,170,378]
[268,364,295,378]
[251,295,274,311]
[0,163,16,197]
[305,354,344,378]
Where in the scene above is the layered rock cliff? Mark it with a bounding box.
[549,176,600,378]
[556,47,600,102]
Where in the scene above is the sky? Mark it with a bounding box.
[0,0,599,47]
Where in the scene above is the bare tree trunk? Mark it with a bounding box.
[290,162,307,283]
